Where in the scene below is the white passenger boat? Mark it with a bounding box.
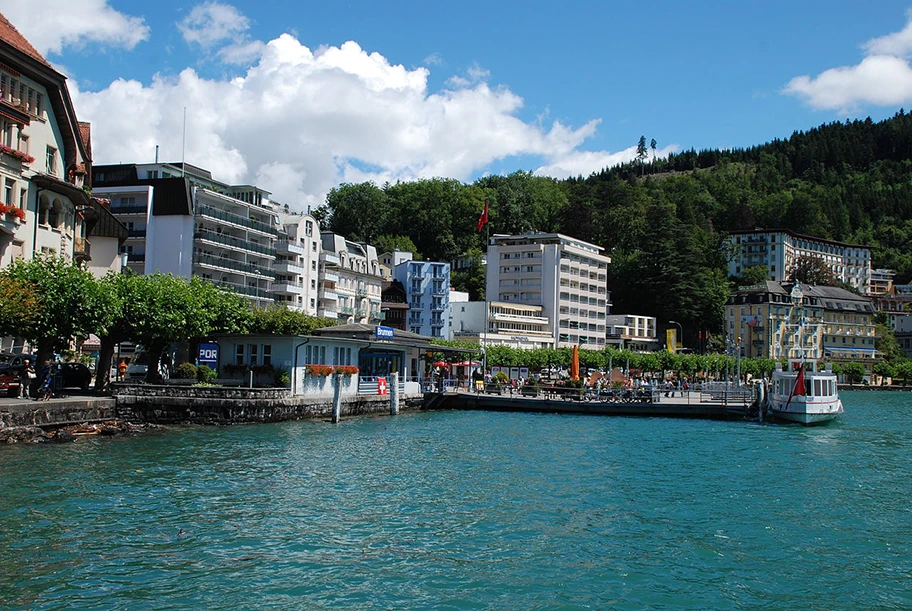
[764,359,843,425]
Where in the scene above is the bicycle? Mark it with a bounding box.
[35,372,58,401]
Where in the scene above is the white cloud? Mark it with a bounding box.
[863,9,912,56]
[178,1,251,48]
[71,32,632,210]
[785,11,912,111]
[3,0,148,56]
[784,55,912,111]
[535,144,679,180]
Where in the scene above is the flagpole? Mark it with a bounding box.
[482,205,489,380]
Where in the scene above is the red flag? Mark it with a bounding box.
[476,201,489,232]
[785,364,805,409]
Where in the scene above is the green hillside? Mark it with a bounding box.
[316,111,912,345]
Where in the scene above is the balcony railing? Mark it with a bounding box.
[196,203,278,236]
[211,279,273,300]
[195,229,277,258]
[73,237,90,259]
[195,251,275,278]
[339,306,355,315]
[127,228,147,238]
[370,311,386,321]
[109,204,147,214]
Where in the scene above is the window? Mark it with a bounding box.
[46,146,57,174]
[305,220,313,236]
[18,134,27,155]
[311,261,317,271]
[235,344,245,365]
[263,345,271,366]
[1,120,11,147]
[312,241,317,252]
[4,178,13,205]
[248,344,258,365]
[19,188,27,210]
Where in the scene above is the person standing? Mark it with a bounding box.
[19,359,35,399]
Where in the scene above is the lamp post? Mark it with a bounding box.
[669,320,683,352]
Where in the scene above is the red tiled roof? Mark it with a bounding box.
[0,12,52,69]
[78,121,92,161]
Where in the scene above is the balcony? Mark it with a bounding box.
[370,311,386,321]
[357,288,367,296]
[73,237,91,262]
[211,279,273,300]
[274,260,305,275]
[127,228,147,238]
[196,203,278,237]
[317,308,337,319]
[194,251,275,279]
[109,204,147,215]
[272,283,304,294]
[356,308,367,318]
[276,240,305,255]
[323,272,339,284]
[195,229,277,258]
[339,306,355,315]
[320,252,340,266]
[320,290,338,301]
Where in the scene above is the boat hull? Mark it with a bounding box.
[768,401,843,425]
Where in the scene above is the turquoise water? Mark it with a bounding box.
[1,391,910,610]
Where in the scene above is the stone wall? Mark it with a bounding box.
[113,384,425,425]
[0,398,117,428]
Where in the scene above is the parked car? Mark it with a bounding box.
[57,362,92,390]
[0,353,36,397]
[125,352,171,381]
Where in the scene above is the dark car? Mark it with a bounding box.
[56,362,93,390]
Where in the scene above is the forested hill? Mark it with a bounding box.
[317,110,912,345]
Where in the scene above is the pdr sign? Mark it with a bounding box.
[198,343,218,368]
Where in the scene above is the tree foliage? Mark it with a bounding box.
[1,255,106,366]
[248,305,338,336]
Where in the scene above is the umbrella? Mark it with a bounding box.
[571,345,580,381]
[433,361,448,367]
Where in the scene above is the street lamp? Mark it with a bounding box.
[669,320,683,352]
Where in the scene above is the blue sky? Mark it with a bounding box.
[6,1,912,208]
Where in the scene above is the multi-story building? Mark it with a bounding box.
[389,251,450,338]
[0,13,123,270]
[380,280,409,330]
[868,268,895,296]
[93,163,278,307]
[726,281,878,374]
[604,314,659,352]
[320,232,383,324]
[274,213,321,314]
[450,301,555,349]
[486,231,610,348]
[728,229,872,294]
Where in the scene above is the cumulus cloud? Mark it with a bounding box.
[785,11,912,110]
[3,0,148,56]
[69,26,635,209]
[178,1,251,48]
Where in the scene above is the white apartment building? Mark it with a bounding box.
[869,268,895,296]
[486,231,610,348]
[0,14,112,270]
[604,314,659,351]
[320,232,383,324]
[274,213,321,314]
[451,301,555,349]
[728,229,872,294]
[94,163,278,307]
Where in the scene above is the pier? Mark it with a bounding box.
[425,387,756,421]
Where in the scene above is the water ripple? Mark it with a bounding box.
[1,393,910,610]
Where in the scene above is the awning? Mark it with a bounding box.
[82,334,101,349]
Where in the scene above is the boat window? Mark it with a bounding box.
[814,379,821,396]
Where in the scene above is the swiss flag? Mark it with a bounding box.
[476,201,489,232]
[377,377,387,396]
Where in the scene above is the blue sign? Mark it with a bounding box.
[198,342,219,367]
[375,326,394,339]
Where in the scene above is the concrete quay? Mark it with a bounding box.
[427,389,754,421]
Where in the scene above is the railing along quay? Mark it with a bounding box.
[422,382,756,421]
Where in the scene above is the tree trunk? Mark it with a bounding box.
[35,341,53,377]
[145,342,166,384]
[94,335,119,391]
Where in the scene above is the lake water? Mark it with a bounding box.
[1,391,910,610]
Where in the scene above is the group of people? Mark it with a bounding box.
[16,359,56,401]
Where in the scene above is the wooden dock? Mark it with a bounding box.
[425,389,755,421]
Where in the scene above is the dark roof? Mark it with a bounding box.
[313,323,477,354]
[85,198,128,244]
[728,228,873,250]
[93,166,193,216]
